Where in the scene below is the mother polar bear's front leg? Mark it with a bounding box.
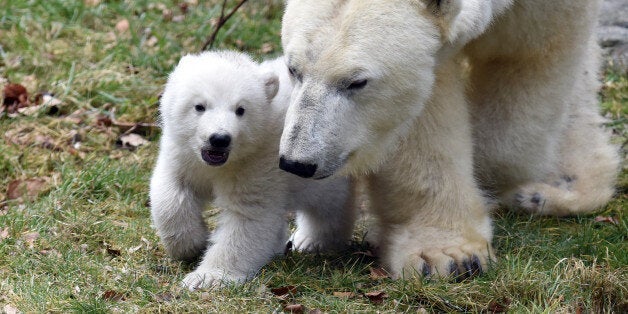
[278,0,510,278]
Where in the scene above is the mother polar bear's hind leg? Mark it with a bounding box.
[465,0,619,216]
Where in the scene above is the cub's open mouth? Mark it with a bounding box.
[201,149,229,166]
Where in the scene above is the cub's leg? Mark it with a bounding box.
[182,209,287,290]
[290,178,356,252]
[150,158,210,263]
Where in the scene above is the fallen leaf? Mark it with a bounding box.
[271,285,297,298]
[0,227,9,240]
[95,114,113,127]
[128,244,142,253]
[487,298,511,313]
[115,19,129,33]
[39,249,62,258]
[594,216,619,225]
[364,291,388,304]
[178,2,189,14]
[116,133,149,150]
[283,304,304,313]
[369,267,390,280]
[4,304,18,314]
[102,242,122,257]
[154,291,175,302]
[260,42,274,54]
[23,231,40,249]
[145,36,158,47]
[3,83,29,113]
[84,0,101,6]
[7,177,50,201]
[3,83,28,105]
[332,291,358,299]
[162,8,173,21]
[102,290,126,301]
[308,309,323,314]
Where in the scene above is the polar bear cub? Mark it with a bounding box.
[150,51,355,290]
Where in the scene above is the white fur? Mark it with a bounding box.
[280,0,618,278]
[150,51,355,290]
[464,0,619,216]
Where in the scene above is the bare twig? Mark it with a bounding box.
[110,108,159,136]
[201,0,249,51]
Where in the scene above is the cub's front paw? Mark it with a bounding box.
[181,267,245,291]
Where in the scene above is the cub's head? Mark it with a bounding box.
[279,0,509,179]
[160,51,279,167]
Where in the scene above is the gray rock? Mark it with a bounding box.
[598,0,628,73]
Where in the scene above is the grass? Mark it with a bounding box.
[1,0,626,312]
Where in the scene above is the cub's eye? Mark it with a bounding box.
[288,66,302,82]
[347,79,368,90]
[194,104,206,112]
[235,106,245,117]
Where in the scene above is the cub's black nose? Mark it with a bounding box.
[279,156,317,178]
[209,133,231,148]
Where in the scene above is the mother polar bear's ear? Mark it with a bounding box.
[423,0,513,46]
[261,72,279,101]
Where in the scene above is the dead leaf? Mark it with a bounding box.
[3,304,18,314]
[145,36,158,47]
[102,242,121,257]
[179,2,189,14]
[116,133,149,150]
[23,231,40,249]
[308,309,323,314]
[260,42,274,54]
[594,216,619,225]
[128,244,142,253]
[271,285,297,298]
[115,19,130,33]
[332,291,358,299]
[162,8,173,21]
[487,298,511,313]
[154,291,175,302]
[39,249,62,258]
[369,267,390,280]
[111,220,129,228]
[364,291,388,304]
[95,114,113,127]
[283,304,304,313]
[7,177,50,201]
[0,227,9,240]
[84,0,101,6]
[3,83,29,113]
[102,290,126,301]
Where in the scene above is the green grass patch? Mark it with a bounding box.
[1,1,626,312]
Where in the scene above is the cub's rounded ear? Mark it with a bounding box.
[263,72,280,100]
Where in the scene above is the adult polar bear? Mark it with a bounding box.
[278,0,618,279]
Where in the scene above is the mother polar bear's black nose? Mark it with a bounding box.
[279,156,317,178]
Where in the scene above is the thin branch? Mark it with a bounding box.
[110,108,159,136]
[201,0,249,51]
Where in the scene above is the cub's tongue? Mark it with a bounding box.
[201,149,229,166]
